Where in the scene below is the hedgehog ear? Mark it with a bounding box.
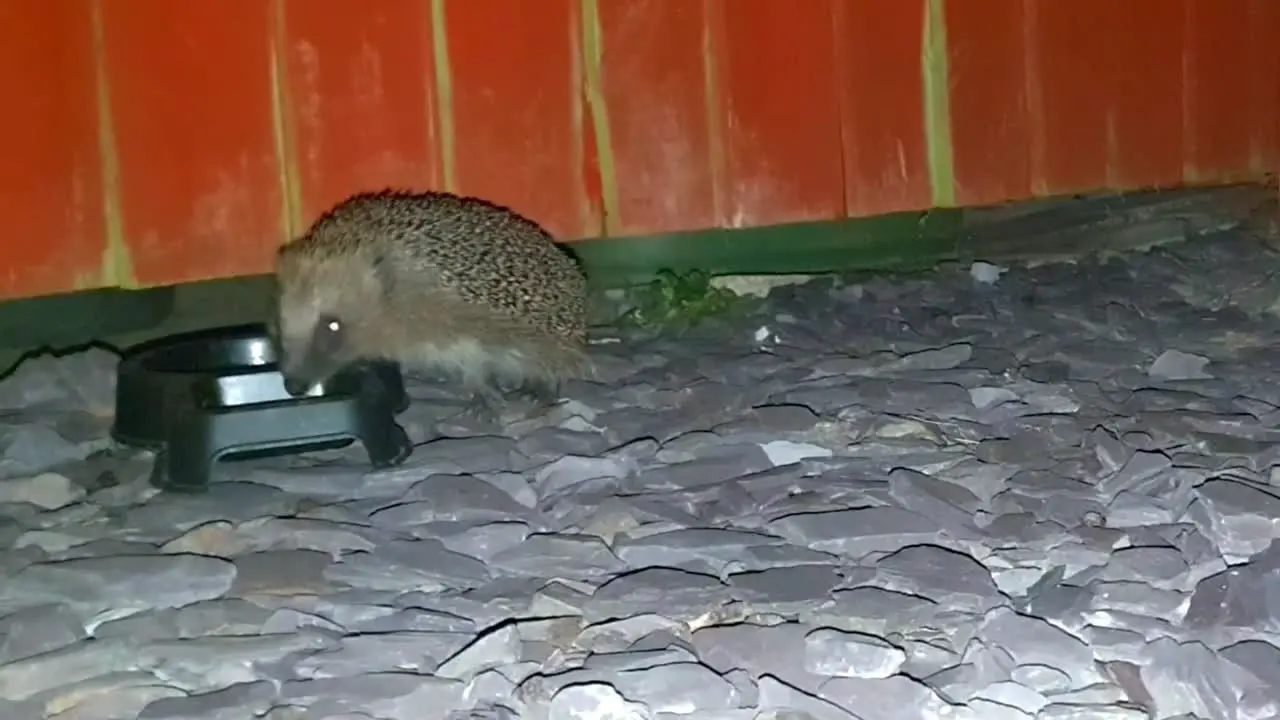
[370,251,395,295]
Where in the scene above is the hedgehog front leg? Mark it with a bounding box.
[461,383,504,424]
[517,377,561,411]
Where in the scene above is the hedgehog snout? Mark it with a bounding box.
[279,352,320,396]
[282,375,312,397]
[278,340,331,397]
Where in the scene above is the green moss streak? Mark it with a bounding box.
[922,0,956,208]
[430,0,457,192]
[269,0,302,241]
[89,0,135,289]
[580,0,619,237]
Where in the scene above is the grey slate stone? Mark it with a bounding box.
[873,544,1006,612]
[586,568,733,623]
[0,553,236,624]
[4,225,1280,715]
[767,507,945,558]
[0,603,86,664]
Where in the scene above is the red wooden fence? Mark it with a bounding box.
[2,0,1277,300]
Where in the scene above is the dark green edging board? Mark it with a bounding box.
[0,208,967,354]
[0,286,175,351]
[573,208,966,288]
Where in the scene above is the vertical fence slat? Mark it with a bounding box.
[1106,0,1185,189]
[833,0,931,215]
[3,0,1275,298]
[280,0,442,230]
[101,0,283,286]
[1247,0,1280,174]
[1183,0,1254,183]
[709,0,844,228]
[442,0,595,240]
[943,0,1032,207]
[0,1,105,298]
[594,0,714,237]
[1026,0,1111,195]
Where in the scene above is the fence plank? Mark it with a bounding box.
[102,0,283,285]
[594,0,714,236]
[944,0,1032,206]
[833,0,932,214]
[280,0,442,230]
[709,0,845,227]
[442,0,596,240]
[0,1,105,298]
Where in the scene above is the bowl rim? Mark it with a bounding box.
[118,323,277,376]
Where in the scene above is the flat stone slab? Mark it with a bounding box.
[3,231,1280,718]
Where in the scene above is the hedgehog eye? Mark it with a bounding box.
[313,313,345,353]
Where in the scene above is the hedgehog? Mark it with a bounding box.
[272,189,591,422]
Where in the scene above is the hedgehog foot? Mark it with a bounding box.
[461,388,504,425]
[518,379,561,409]
[498,379,558,420]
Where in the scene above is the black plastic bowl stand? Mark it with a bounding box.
[151,384,413,492]
[112,324,414,493]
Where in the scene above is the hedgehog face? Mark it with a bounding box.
[274,257,385,396]
[279,312,352,396]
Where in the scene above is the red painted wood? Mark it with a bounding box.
[0,1,104,299]
[944,0,1032,206]
[833,0,931,215]
[710,0,845,227]
[1025,0,1111,195]
[442,0,596,241]
[280,0,442,227]
[596,0,715,236]
[1,1,1276,297]
[1105,0,1185,189]
[1184,0,1254,182]
[1246,0,1280,173]
[101,0,283,285]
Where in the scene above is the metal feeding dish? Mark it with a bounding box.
[112,323,412,492]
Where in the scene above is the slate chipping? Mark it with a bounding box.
[1,233,1280,718]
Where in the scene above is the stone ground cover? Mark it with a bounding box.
[0,233,1278,718]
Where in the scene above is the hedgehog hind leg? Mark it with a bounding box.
[456,369,556,424]
[401,339,508,424]
[486,347,570,418]
[514,339,594,414]
[459,373,547,425]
